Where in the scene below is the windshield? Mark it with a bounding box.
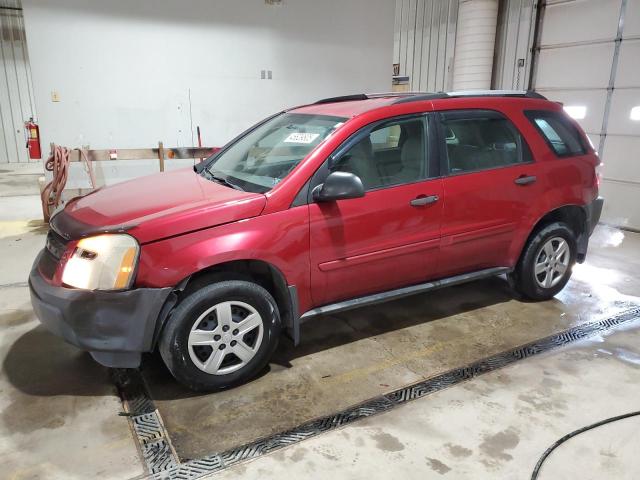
[202,113,346,193]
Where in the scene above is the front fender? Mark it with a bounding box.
[135,206,313,312]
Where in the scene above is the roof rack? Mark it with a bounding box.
[393,89,546,104]
[314,94,369,105]
[314,90,547,106]
[446,89,546,99]
[313,92,424,104]
[392,93,449,104]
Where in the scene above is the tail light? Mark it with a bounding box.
[595,162,603,188]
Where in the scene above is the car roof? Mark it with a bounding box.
[290,90,549,118]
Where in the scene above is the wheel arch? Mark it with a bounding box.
[152,259,297,349]
[518,204,588,266]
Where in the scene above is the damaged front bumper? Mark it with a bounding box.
[29,250,172,368]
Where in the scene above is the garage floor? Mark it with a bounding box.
[213,316,640,480]
[142,225,640,461]
[0,165,145,480]
[1,164,639,479]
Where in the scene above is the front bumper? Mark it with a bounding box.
[29,250,172,368]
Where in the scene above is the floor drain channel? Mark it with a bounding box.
[114,307,640,480]
[112,369,179,475]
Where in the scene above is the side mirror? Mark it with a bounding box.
[312,171,365,202]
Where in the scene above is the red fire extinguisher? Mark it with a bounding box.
[25,117,42,160]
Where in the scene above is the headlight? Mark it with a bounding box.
[61,234,139,290]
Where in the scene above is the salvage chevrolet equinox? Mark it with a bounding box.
[30,90,603,391]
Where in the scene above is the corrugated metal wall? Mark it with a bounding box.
[393,0,459,92]
[492,0,536,90]
[0,0,35,163]
[393,0,534,92]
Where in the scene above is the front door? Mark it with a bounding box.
[309,114,443,306]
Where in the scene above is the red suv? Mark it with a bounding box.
[30,91,603,391]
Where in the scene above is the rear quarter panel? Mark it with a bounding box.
[506,105,600,263]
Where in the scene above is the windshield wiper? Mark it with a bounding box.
[203,170,244,191]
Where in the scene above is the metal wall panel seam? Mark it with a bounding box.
[540,37,624,49]
[599,0,627,157]
[17,14,34,119]
[0,12,19,163]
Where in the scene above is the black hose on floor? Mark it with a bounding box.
[531,410,640,480]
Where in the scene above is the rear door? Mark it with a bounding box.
[308,114,443,306]
[437,109,544,277]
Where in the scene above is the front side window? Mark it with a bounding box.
[331,117,427,190]
[441,111,530,174]
[204,113,346,193]
[525,110,587,157]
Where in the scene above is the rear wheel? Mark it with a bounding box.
[509,222,577,301]
[159,280,280,391]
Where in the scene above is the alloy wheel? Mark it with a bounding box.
[187,300,264,375]
[534,236,570,289]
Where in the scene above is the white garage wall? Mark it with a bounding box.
[21,0,394,186]
[532,0,640,230]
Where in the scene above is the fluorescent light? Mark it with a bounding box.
[631,106,640,121]
[564,105,587,119]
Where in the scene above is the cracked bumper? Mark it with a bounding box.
[29,250,172,368]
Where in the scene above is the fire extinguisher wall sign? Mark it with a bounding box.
[25,117,42,160]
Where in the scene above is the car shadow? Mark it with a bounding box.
[3,325,114,397]
[146,275,527,401]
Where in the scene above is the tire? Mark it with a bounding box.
[159,280,281,392]
[509,222,577,301]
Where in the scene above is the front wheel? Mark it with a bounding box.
[159,280,281,392]
[509,222,577,301]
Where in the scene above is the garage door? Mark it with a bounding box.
[531,0,640,230]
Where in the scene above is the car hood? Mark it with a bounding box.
[50,167,267,243]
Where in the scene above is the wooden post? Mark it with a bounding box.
[158,141,165,172]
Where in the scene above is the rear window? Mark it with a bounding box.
[525,110,588,157]
[440,110,532,175]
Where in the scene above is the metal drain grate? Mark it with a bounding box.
[115,306,640,479]
[112,369,179,474]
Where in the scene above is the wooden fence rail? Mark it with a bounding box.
[62,142,218,172]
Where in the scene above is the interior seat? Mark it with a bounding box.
[334,137,381,189]
[395,134,424,183]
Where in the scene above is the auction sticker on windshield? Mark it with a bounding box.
[284,132,320,144]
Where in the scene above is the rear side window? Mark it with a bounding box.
[439,110,532,174]
[525,110,587,157]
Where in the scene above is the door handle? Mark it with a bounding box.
[514,175,537,186]
[410,195,439,207]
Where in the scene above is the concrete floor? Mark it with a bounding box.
[212,319,640,480]
[0,164,145,480]
[1,163,639,479]
[144,224,640,461]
